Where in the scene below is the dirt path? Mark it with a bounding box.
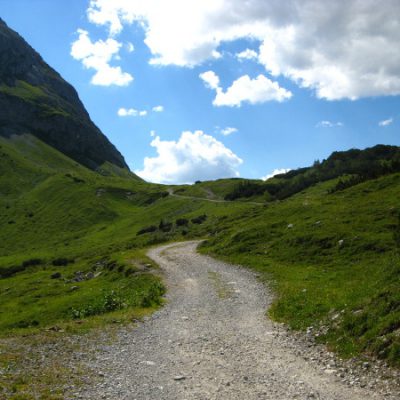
[79,242,397,399]
[167,188,264,206]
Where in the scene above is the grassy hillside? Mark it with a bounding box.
[0,134,251,336]
[170,178,250,201]
[200,173,400,366]
[1,136,399,371]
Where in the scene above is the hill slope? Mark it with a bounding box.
[0,19,399,399]
[0,18,128,171]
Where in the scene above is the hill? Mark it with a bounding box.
[1,138,399,397]
[0,18,399,398]
[0,18,127,171]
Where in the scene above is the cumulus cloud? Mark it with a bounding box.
[220,127,238,136]
[200,71,292,107]
[118,107,147,117]
[379,117,393,127]
[135,130,243,184]
[236,49,258,61]
[152,105,164,112]
[199,71,220,90]
[86,0,400,99]
[126,42,135,53]
[118,106,164,116]
[316,120,344,128]
[262,168,291,181]
[71,29,133,86]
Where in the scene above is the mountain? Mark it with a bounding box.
[0,18,128,171]
[0,19,399,398]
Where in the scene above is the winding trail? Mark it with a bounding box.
[167,188,264,206]
[80,242,395,399]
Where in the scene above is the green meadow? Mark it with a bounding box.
[1,133,399,369]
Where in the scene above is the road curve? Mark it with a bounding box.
[167,188,264,206]
[79,241,395,399]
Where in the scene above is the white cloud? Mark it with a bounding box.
[379,117,393,127]
[199,71,220,90]
[126,42,135,52]
[118,106,163,116]
[236,49,258,61]
[118,107,147,117]
[262,168,291,181]
[150,130,156,137]
[220,127,238,136]
[86,0,400,100]
[200,71,292,107]
[152,105,164,112]
[135,130,243,184]
[71,29,133,86]
[316,120,344,128]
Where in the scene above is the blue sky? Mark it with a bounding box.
[1,0,399,183]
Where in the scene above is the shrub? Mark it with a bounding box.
[137,225,157,235]
[176,218,189,227]
[191,214,207,224]
[159,219,173,232]
[144,191,169,205]
[22,258,43,268]
[125,267,135,277]
[225,181,266,200]
[394,215,400,249]
[52,257,73,266]
[0,265,24,279]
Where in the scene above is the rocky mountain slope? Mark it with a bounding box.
[0,18,128,170]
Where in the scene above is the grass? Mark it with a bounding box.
[0,80,47,102]
[0,134,251,337]
[0,134,253,398]
[170,178,249,200]
[0,130,399,397]
[199,174,400,366]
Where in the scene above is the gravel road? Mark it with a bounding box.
[79,241,398,399]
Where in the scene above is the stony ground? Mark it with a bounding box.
[72,241,399,400]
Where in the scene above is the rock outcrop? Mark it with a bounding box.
[0,18,128,170]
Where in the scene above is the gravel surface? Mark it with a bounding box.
[75,241,399,399]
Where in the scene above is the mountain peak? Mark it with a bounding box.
[0,18,128,171]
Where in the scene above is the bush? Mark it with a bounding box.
[143,191,169,205]
[71,290,126,319]
[225,181,266,200]
[137,225,157,235]
[125,267,135,277]
[176,218,189,227]
[159,219,173,232]
[394,215,400,248]
[0,258,44,278]
[191,214,207,224]
[22,258,43,268]
[52,257,73,266]
[0,264,24,279]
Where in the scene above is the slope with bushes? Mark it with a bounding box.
[0,133,251,336]
[200,171,400,366]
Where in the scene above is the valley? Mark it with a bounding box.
[0,15,399,400]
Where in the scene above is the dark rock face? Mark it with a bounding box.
[0,18,128,170]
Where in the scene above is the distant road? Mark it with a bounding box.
[167,188,264,206]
